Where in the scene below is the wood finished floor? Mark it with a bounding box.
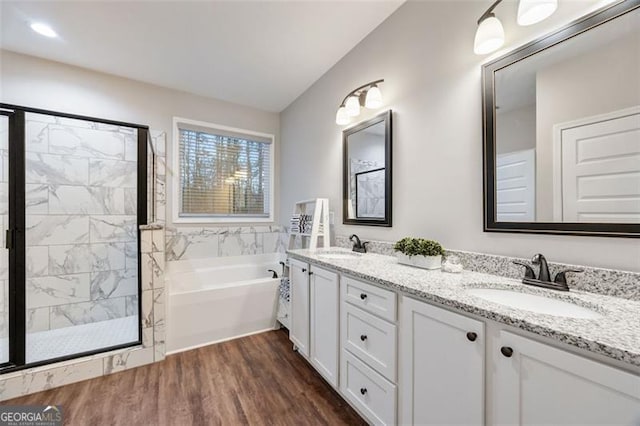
[5,329,366,426]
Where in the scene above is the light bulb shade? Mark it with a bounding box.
[517,0,557,26]
[474,15,505,55]
[365,85,383,109]
[30,22,58,38]
[345,95,361,117]
[336,106,350,125]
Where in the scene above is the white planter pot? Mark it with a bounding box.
[396,253,442,270]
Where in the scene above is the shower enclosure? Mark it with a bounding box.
[0,104,147,371]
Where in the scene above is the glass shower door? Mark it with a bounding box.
[0,113,8,364]
[24,112,140,363]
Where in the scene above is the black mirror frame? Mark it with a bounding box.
[343,110,392,227]
[482,0,640,238]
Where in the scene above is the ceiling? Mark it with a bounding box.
[0,0,403,112]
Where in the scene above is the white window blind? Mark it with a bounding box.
[178,127,271,218]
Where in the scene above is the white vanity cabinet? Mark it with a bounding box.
[309,265,340,387]
[493,331,640,425]
[399,296,485,426]
[340,276,398,426]
[288,256,640,426]
[290,259,340,385]
[289,258,310,357]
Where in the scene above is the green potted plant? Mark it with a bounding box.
[393,237,445,270]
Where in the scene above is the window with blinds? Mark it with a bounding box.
[178,125,272,220]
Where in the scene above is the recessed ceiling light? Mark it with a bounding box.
[30,22,57,38]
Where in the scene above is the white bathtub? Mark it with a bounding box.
[166,253,283,354]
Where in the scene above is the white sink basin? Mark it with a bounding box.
[317,252,362,260]
[467,289,602,319]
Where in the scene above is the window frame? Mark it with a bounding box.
[172,117,275,224]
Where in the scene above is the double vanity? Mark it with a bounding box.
[286,248,640,425]
[289,6,640,424]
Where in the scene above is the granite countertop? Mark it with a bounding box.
[287,248,640,369]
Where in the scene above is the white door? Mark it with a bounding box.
[556,108,640,222]
[496,149,536,221]
[494,331,640,425]
[310,266,339,387]
[289,258,310,357]
[399,297,485,426]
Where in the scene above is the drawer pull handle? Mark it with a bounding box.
[308,271,313,276]
[360,293,367,300]
[466,332,477,342]
[501,346,514,358]
[360,334,367,342]
[302,268,307,273]
[360,388,367,395]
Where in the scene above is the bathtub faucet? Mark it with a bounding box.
[267,269,279,279]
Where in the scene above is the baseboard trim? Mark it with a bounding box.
[166,326,280,356]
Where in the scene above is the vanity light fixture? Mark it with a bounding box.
[517,0,558,26]
[30,22,58,38]
[345,95,361,117]
[336,107,350,125]
[474,13,505,55]
[474,0,558,55]
[335,79,384,125]
[365,85,383,109]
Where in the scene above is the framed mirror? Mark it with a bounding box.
[483,1,640,237]
[343,110,392,226]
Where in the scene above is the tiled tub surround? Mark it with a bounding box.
[166,225,287,261]
[288,247,640,369]
[24,113,139,339]
[334,235,640,301]
[0,226,166,401]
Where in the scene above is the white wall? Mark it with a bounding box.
[0,50,281,226]
[279,0,640,272]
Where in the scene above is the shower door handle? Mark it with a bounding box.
[5,229,13,249]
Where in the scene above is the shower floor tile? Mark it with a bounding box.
[27,316,139,363]
[0,316,139,365]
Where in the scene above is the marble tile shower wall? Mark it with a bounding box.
[23,113,139,333]
[149,130,166,227]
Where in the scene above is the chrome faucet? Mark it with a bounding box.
[513,253,583,291]
[349,234,369,253]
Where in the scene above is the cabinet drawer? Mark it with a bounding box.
[341,276,396,322]
[342,303,396,382]
[340,349,396,426]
